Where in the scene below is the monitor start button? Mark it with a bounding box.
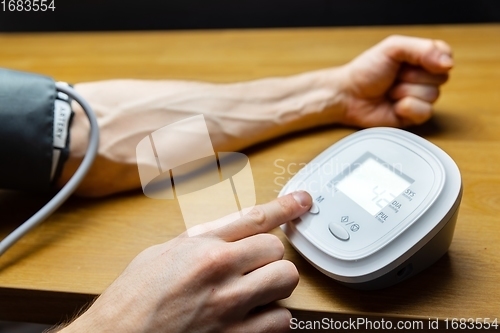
[328,222,350,241]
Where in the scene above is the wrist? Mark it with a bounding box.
[56,302,117,333]
[298,66,349,128]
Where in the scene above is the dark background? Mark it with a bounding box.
[1,0,500,32]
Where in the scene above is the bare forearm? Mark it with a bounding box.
[61,68,347,196]
[70,68,346,159]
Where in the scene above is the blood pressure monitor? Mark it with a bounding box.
[279,128,462,290]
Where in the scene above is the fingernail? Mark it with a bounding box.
[292,191,312,208]
[439,53,454,68]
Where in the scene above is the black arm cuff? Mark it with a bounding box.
[0,68,56,192]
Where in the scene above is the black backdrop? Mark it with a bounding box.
[1,0,499,32]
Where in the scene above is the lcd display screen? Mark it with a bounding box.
[336,156,413,215]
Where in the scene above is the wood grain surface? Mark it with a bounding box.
[0,24,499,324]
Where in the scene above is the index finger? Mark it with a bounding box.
[212,191,312,242]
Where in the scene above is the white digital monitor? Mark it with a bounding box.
[279,128,462,290]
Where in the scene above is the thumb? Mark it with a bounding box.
[379,35,453,74]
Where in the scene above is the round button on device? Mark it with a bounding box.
[328,222,350,241]
[309,202,320,214]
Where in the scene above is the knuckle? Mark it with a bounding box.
[434,39,452,54]
[247,206,268,229]
[259,307,293,333]
[200,244,234,274]
[439,73,450,83]
[383,34,404,46]
[386,34,400,41]
[260,233,285,257]
[434,88,441,100]
[428,87,440,102]
[281,260,300,286]
[276,308,294,331]
[270,235,286,257]
[278,196,296,216]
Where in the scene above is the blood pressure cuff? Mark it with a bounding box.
[0,68,56,192]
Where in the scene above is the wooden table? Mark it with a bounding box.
[1,24,499,327]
